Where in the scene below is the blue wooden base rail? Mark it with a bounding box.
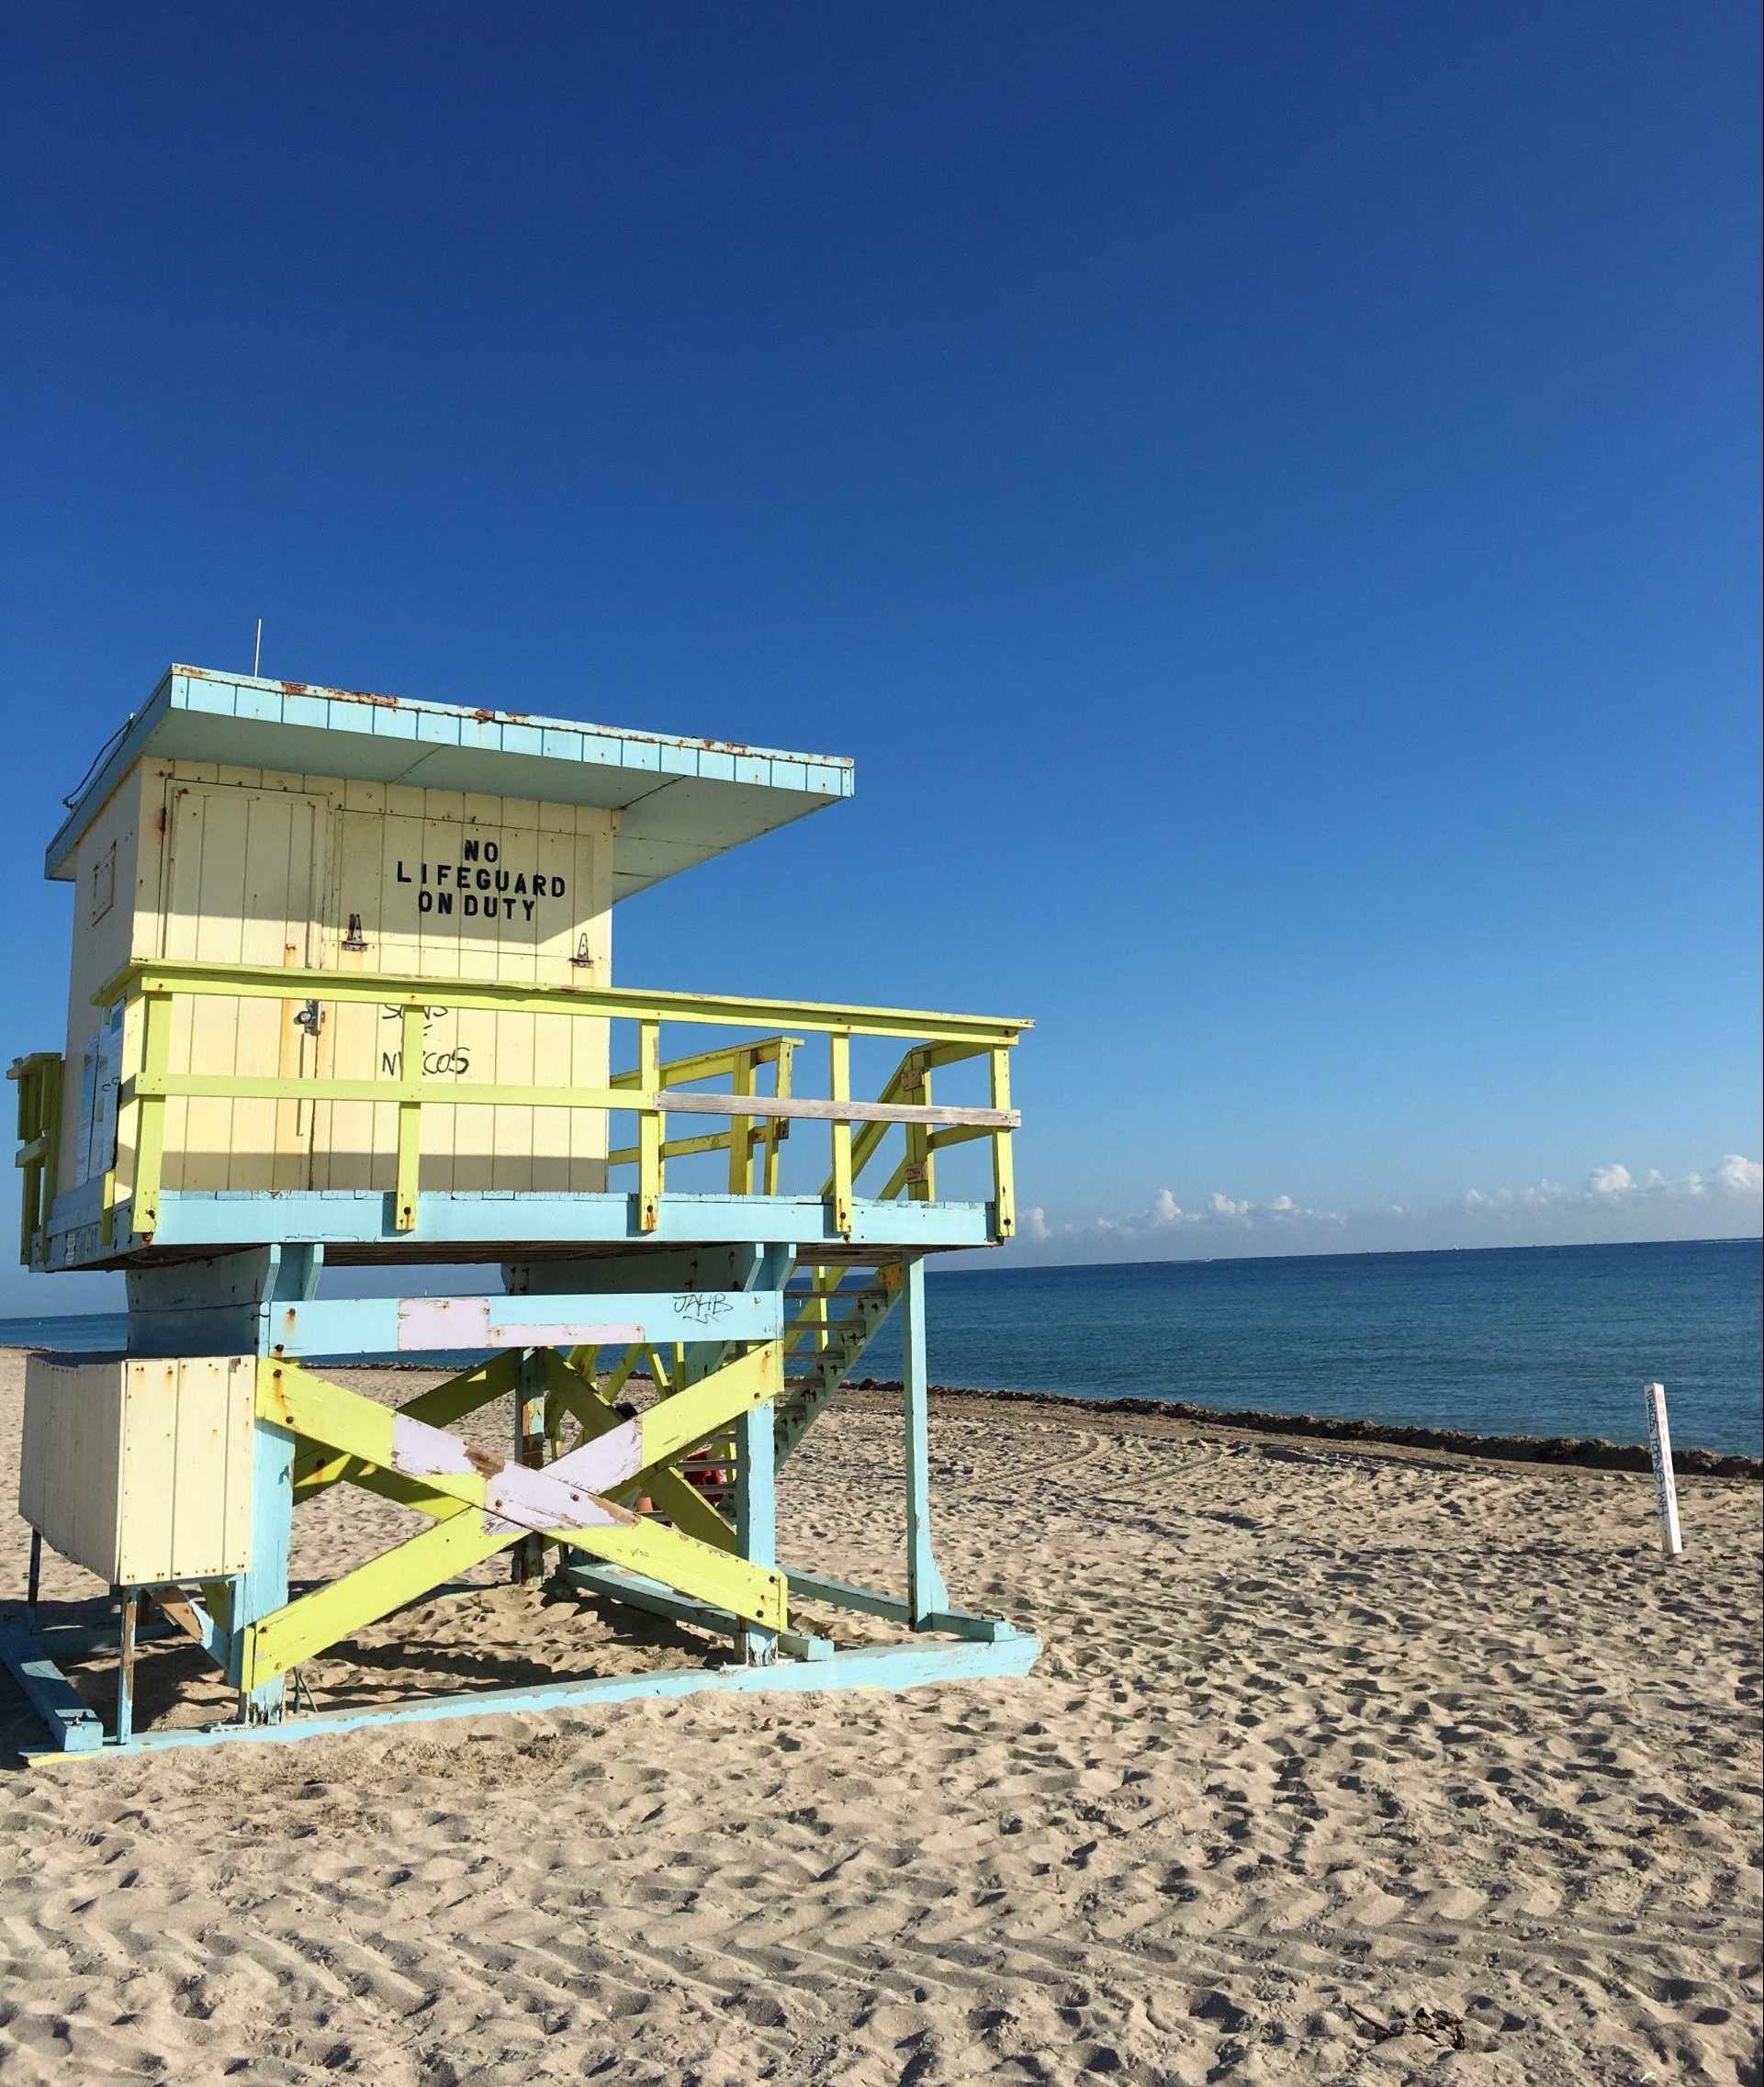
[555,1559,837,1663]
[0,1620,105,1755]
[14,1633,1042,1760]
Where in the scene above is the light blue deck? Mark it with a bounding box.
[45,1187,1001,1271]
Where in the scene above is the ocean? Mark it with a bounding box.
[904,1238,1763,1455]
[2,1238,1758,1455]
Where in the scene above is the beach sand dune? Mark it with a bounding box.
[0,1353,1758,2085]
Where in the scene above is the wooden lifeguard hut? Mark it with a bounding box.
[4,666,1036,1756]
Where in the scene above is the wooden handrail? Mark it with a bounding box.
[87,959,1024,1249]
[7,1051,63,1268]
[97,959,1028,1050]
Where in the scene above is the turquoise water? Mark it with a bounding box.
[3,1239,1758,1455]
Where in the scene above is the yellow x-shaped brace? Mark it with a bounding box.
[540,1351,737,1555]
[290,1347,529,1504]
[244,1343,784,1689]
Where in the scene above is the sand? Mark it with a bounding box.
[0,1350,1758,2087]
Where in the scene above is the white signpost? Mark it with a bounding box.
[1643,1382,1683,1560]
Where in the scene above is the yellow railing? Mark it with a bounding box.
[7,1051,63,1266]
[82,959,1025,1246]
[606,1034,800,1194]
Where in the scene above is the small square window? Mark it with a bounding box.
[90,841,116,924]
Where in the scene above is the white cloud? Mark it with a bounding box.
[1032,1150,1758,1262]
[1718,1153,1763,1196]
[1460,1178,1570,1211]
[1447,1153,1761,1227]
[1647,1167,1704,1199]
[1589,1161,1720,1203]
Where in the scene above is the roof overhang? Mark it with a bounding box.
[47,667,853,899]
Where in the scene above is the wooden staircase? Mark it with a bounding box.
[669,1262,904,1509]
[774,1261,904,1465]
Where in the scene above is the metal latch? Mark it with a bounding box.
[293,999,324,1036]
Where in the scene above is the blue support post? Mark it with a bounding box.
[736,1243,792,1666]
[233,1423,294,1721]
[512,1349,547,1585]
[736,1399,777,1666]
[116,1589,140,1745]
[225,1244,320,1722]
[901,1254,949,1626]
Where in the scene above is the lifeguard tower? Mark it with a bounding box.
[4,666,1036,1756]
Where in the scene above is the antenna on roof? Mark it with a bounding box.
[253,619,263,677]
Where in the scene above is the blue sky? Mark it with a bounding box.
[1,5,1758,1308]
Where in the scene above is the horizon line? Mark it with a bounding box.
[940,1233,1764,1277]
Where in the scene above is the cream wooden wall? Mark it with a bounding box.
[56,765,151,1202]
[314,780,613,1195]
[59,757,615,1205]
[155,766,331,1194]
[19,1352,254,1583]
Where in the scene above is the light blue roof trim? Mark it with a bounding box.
[47,667,854,897]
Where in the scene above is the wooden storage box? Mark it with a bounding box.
[18,1352,254,1583]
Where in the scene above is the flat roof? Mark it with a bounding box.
[48,666,854,900]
